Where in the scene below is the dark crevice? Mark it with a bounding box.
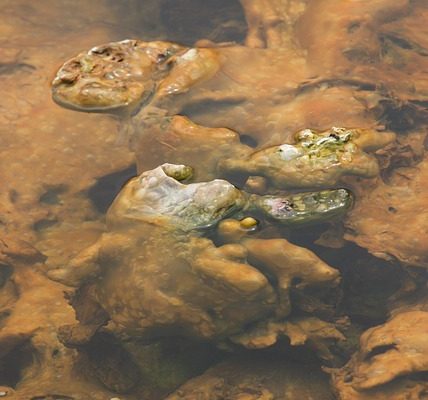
[86,164,137,213]
[377,99,428,133]
[0,62,36,75]
[364,344,397,361]
[291,277,303,286]
[160,0,246,45]
[0,341,35,388]
[347,21,361,34]
[290,286,339,320]
[81,333,141,393]
[310,243,404,327]
[343,47,376,64]
[114,0,247,46]
[0,265,13,288]
[181,98,246,120]
[33,218,58,232]
[39,185,68,205]
[240,134,258,148]
[246,254,279,291]
[380,33,428,56]
[31,396,74,400]
[8,190,19,204]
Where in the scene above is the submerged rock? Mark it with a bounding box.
[219,127,395,188]
[0,236,120,400]
[48,164,345,351]
[129,115,394,189]
[51,38,391,147]
[332,310,428,399]
[166,353,335,400]
[346,156,428,269]
[40,1,428,398]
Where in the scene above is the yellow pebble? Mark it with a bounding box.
[240,217,258,229]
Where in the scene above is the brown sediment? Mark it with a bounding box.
[1,0,428,399]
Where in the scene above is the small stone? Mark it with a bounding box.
[240,217,258,229]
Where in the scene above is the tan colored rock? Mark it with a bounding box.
[4,1,428,398]
[50,0,427,150]
[52,40,185,114]
[345,156,428,268]
[332,310,428,399]
[51,37,388,148]
[131,115,248,180]
[219,127,395,189]
[166,354,334,400]
[241,238,340,317]
[0,236,122,400]
[48,166,275,343]
[131,115,395,190]
[232,317,345,363]
[48,164,342,347]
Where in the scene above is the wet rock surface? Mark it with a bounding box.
[166,352,335,400]
[48,164,344,346]
[2,0,428,398]
[345,156,428,268]
[332,310,428,399]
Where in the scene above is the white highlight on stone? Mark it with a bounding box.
[177,48,198,63]
[278,144,302,161]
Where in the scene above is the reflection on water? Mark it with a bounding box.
[1,0,427,399]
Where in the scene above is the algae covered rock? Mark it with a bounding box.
[219,127,395,189]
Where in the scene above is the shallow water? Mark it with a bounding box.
[1,1,427,399]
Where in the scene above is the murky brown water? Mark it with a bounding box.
[1,1,427,399]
